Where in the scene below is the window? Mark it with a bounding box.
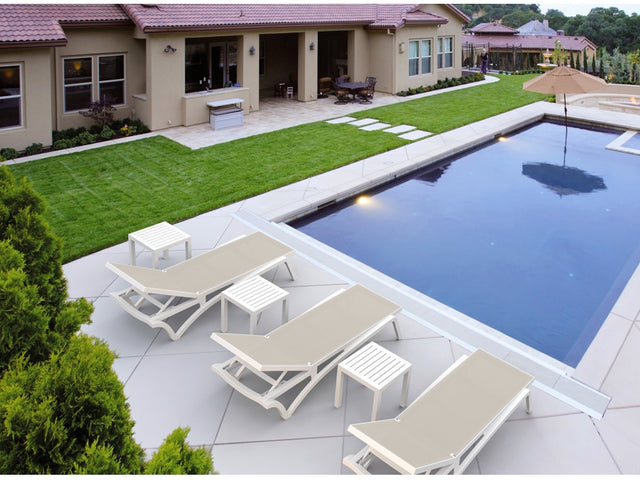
[437,37,454,69]
[408,41,419,76]
[98,55,125,105]
[0,64,21,129]
[185,38,238,93]
[64,57,92,111]
[63,54,125,112]
[421,40,432,74]
[409,39,432,76]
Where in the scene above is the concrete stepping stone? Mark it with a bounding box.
[326,116,357,124]
[399,129,432,140]
[348,118,379,127]
[360,122,391,131]
[384,124,416,134]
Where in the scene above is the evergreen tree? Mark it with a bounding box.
[0,166,215,474]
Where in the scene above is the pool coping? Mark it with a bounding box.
[232,101,640,419]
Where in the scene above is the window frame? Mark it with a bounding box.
[408,40,420,76]
[63,54,126,112]
[63,56,93,113]
[0,63,23,130]
[408,39,433,77]
[437,36,454,69]
[98,54,126,106]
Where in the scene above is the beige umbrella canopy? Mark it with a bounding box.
[523,65,607,125]
[522,65,607,96]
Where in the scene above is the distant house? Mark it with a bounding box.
[0,3,469,151]
[462,20,597,72]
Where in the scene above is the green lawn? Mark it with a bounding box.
[8,73,545,262]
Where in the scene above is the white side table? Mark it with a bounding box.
[220,276,289,335]
[334,342,411,421]
[128,221,192,269]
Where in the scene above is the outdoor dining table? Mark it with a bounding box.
[340,81,368,102]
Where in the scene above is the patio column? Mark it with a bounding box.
[242,32,260,111]
[297,31,318,102]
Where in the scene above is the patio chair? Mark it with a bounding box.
[334,80,351,104]
[210,284,401,419]
[106,232,295,341]
[318,76,332,98]
[357,76,376,104]
[343,349,534,474]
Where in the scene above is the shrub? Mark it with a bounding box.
[53,139,76,150]
[144,427,215,474]
[100,125,115,140]
[80,101,115,128]
[0,167,68,318]
[0,335,146,474]
[23,143,43,156]
[0,148,18,160]
[121,118,149,134]
[75,131,98,146]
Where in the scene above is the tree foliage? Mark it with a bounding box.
[0,336,145,474]
[0,166,216,474]
[144,427,214,475]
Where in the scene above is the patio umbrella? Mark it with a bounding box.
[522,65,607,127]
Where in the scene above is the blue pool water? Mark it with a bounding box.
[291,122,640,367]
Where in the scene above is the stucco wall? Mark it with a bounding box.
[54,27,145,131]
[0,47,53,151]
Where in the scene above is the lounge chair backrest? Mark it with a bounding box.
[215,285,400,370]
[108,232,293,297]
[350,350,533,473]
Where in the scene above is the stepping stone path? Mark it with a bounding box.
[327,116,432,141]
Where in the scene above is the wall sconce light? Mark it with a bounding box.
[399,42,406,54]
[309,42,315,51]
[164,45,176,53]
[249,45,255,55]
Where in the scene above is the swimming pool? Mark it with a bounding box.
[291,121,640,367]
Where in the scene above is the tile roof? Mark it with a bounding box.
[121,4,453,32]
[0,4,469,46]
[470,22,519,35]
[462,33,596,52]
[0,4,131,47]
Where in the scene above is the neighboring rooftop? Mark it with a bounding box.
[518,18,557,35]
[469,21,519,35]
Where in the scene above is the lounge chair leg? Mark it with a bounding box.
[392,318,401,340]
[284,261,295,280]
[525,394,532,414]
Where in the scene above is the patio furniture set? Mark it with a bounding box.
[107,221,534,475]
[331,75,377,104]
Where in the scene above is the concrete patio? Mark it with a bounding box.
[60,84,640,474]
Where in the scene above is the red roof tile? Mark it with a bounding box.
[121,4,454,32]
[0,4,130,46]
[470,22,519,35]
[0,4,467,46]
[462,33,596,52]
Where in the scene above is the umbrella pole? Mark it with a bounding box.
[563,93,568,167]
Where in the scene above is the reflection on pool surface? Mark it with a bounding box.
[291,122,640,367]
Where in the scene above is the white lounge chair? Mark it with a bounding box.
[210,284,401,420]
[106,232,295,341]
[343,349,534,475]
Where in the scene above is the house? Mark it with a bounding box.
[0,3,469,151]
[462,20,597,72]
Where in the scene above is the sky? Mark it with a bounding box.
[535,1,639,16]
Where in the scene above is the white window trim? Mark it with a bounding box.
[437,37,454,69]
[0,63,23,130]
[408,39,433,77]
[98,54,126,106]
[63,56,93,113]
[63,54,126,113]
